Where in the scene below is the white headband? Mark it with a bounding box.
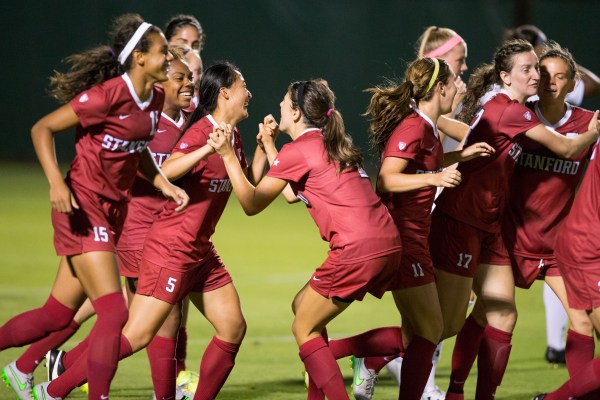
[118,22,152,65]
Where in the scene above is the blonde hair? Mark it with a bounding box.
[416,26,461,58]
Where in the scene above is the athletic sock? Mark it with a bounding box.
[475,325,512,400]
[424,342,443,391]
[447,314,486,395]
[147,335,177,400]
[400,335,436,400]
[328,326,404,360]
[86,292,129,400]
[299,336,349,400]
[175,326,188,376]
[546,356,600,399]
[195,336,240,400]
[0,295,75,350]
[364,356,395,373]
[48,334,133,399]
[544,283,568,351]
[15,320,80,374]
[566,329,595,376]
[306,329,328,400]
[62,335,90,370]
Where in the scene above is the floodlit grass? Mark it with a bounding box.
[0,162,570,399]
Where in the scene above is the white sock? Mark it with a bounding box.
[544,282,567,350]
[425,342,443,391]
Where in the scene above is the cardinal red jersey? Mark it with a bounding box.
[266,129,401,264]
[142,115,247,270]
[378,110,444,246]
[68,73,164,202]
[435,92,540,232]
[117,111,188,251]
[555,140,600,268]
[504,103,594,258]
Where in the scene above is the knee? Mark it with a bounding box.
[217,315,247,344]
[570,315,594,336]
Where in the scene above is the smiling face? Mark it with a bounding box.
[538,57,575,104]
[162,59,194,111]
[279,91,297,134]
[225,72,252,122]
[501,50,540,102]
[441,42,468,75]
[140,32,172,83]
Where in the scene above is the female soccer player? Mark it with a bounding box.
[429,39,599,400]
[447,41,598,400]
[0,13,189,400]
[164,14,205,53]
[210,78,404,400]
[33,61,266,400]
[1,46,195,400]
[344,58,493,400]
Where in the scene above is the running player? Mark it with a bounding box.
[32,61,265,400]
[430,39,599,400]
[210,79,404,400]
[339,57,492,400]
[0,13,189,400]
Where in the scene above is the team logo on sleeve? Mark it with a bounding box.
[273,158,280,166]
[179,142,189,149]
[523,111,532,121]
[398,142,407,151]
[79,93,89,103]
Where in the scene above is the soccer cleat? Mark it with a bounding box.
[2,361,35,400]
[545,347,566,364]
[422,385,446,400]
[176,369,198,398]
[384,356,402,386]
[531,394,546,400]
[79,382,88,394]
[32,382,61,400]
[45,350,65,381]
[302,370,310,388]
[151,389,191,400]
[351,356,377,400]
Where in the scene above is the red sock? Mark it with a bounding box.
[86,292,129,400]
[566,329,595,376]
[195,336,240,400]
[475,326,512,400]
[448,314,486,394]
[62,335,90,369]
[176,326,188,375]
[328,326,403,360]
[364,356,397,373]
[48,334,133,399]
[0,295,75,350]
[547,356,600,399]
[306,329,328,400]
[15,320,80,374]
[147,335,177,400]
[299,337,349,400]
[400,336,436,400]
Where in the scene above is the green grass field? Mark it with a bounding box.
[0,162,571,399]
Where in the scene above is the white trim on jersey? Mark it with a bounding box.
[121,73,154,110]
[534,102,573,129]
[414,107,439,139]
[161,111,185,128]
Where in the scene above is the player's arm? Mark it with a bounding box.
[209,125,288,215]
[525,111,600,158]
[443,142,495,166]
[377,156,462,192]
[437,115,470,142]
[138,148,189,212]
[31,103,80,214]
[578,65,600,98]
[160,144,216,181]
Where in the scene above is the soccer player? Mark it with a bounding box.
[344,57,492,400]
[429,39,599,400]
[33,61,266,400]
[209,79,406,400]
[447,40,599,400]
[0,13,189,400]
[164,14,205,53]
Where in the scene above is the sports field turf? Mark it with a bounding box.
[0,162,572,399]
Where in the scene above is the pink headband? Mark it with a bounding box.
[423,34,464,58]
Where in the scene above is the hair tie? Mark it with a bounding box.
[326,108,334,117]
[420,58,440,97]
[118,22,152,65]
[423,34,464,58]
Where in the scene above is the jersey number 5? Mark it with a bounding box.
[166,277,177,293]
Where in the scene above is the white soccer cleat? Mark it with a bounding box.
[384,356,403,387]
[2,361,35,400]
[45,350,65,381]
[351,357,378,400]
[32,382,61,400]
[176,370,198,398]
[422,385,446,400]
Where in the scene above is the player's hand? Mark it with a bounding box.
[588,110,600,139]
[160,183,189,212]
[458,142,495,162]
[208,123,233,157]
[451,75,467,113]
[263,114,279,138]
[433,168,462,188]
[50,180,79,215]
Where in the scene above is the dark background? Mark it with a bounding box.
[2,0,598,172]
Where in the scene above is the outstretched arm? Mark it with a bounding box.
[443,142,495,166]
[209,124,288,215]
[377,156,462,193]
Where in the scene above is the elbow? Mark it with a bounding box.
[242,205,260,216]
[376,176,390,193]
